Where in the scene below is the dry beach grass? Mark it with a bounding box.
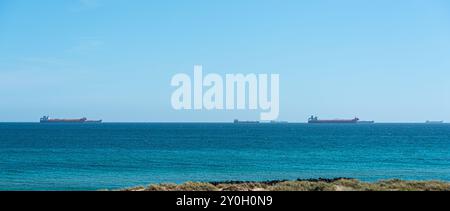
[122,178,450,191]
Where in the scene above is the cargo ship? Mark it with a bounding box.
[426,121,444,124]
[234,119,260,124]
[357,121,375,124]
[308,116,360,124]
[40,116,102,123]
[270,121,289,124]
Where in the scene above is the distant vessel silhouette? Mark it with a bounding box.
[308,116,374,124]
[270,121,289,124]
[40,116,102,123]
[357,121,375,124]
[426,121,444,124]
[234,119,260,124]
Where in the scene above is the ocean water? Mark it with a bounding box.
[0,123,449,191]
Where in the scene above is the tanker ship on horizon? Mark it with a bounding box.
[308,115,373,124]
[40,116,102,124]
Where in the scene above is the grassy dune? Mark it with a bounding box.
[122,178,450,191]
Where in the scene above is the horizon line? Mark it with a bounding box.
[0,121,446,124]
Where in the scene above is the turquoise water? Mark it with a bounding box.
[0,123,449,190]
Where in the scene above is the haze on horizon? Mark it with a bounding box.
[0,0,449,123]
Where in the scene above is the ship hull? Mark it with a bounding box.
[308,120,359,124]
[39,116,102,124]
[40,120,102,124]
[308,116,360,124]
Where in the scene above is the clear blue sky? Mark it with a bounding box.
[0,0,449,122]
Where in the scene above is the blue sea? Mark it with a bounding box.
[0,123,449,191]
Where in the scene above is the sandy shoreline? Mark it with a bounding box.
[121,178,450,191]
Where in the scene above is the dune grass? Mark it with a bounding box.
[122,178,450,191]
